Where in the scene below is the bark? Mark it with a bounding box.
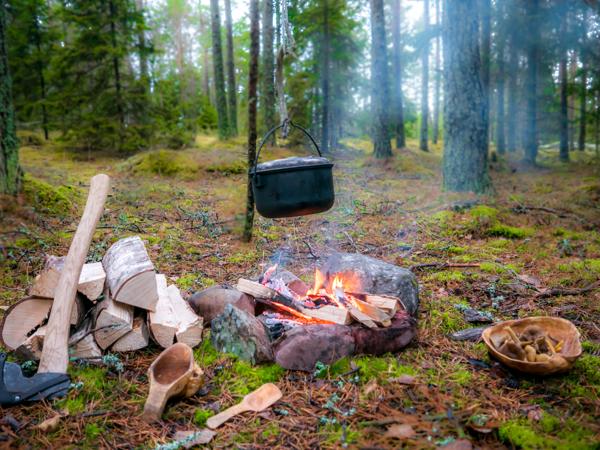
[559,7,569,162]
[442,0,490,193]
[578,13,587,152]
[391,0,406,148]
[506,9,518,153]
[495,0,505,154]
[320,0,330,153]
[135,0,149,90]
[419,0,429,152]
[261,0,276,145]
[596,90,599,157]
[243,0,259,242]
[210,0,229,139]
[370,0,392,158]
[108,0,124,133]
[568,53,576,151]
[199,2,210,98]
[523,0,539,165]
[32,15,48,140]
[224,0,237,135]
[480,0,491,150]
[432,0,441,145]
[0,3,21,195]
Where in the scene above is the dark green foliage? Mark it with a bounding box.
[210,0,229,140]
[0,1,21,195]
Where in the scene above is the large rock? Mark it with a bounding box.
[211,304,273,364]
[351,311,417,355]
[320,253,419,316]
[189,286,255,325]
[274,324,355,371]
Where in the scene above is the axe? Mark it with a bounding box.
[0,174,110,405]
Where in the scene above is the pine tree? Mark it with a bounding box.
[559,2,569,162]
[432,0,440,145]
[370,0,391,158]
[506,0,519,153]
[0,1,21,195]
[320,0,330,153]
[479,0,491,147]
[210,0,229,139]
[261,0,276,145]
[243,0,259,242]
[523,0,539,164]
[224,0,237,135]
[495,0,505,154]
[391,0,405,149]
[443,0,490,193]
[578,9,588,152]
[419,0,429,152]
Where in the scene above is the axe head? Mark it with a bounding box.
[0,353,70,406]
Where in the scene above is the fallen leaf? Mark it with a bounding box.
[388,374,416,385]
[441,438,473,450]
[384,423,415,439]
[36,415,62,433]
[172,429,217,448]
[363,379,378,395]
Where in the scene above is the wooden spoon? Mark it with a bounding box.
[142,343,203,422]
[206,383,282,429]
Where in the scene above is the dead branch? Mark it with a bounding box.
[410,262,481,271]
[535,280,600,299]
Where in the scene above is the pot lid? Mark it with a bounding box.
[255,156,332,172]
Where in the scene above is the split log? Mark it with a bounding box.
[334,288,377,328]
[69,316,103,359]
[93,289,134,350]
[29,256,106,301]
[350,297,392,327]
[15,326,46,360]
[237,278,351,325]
[102,236,158,311]
[149,275,203,348]
[349,292,400,315]
[112,316,149,352]
[0,296,85,350]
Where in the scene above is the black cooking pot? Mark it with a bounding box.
[251,122,334,218]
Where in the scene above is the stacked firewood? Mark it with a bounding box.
[0,236,203,361]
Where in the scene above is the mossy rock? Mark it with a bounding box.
[469,205,499,222]
[23,174,76,217]
[121,149,199,178]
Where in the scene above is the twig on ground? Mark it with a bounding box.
[410,262,480,271]
[535,280,600,299]
[303,240,319,259]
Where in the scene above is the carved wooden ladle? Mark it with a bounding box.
[142,343,203,422]
[206,383,282,429]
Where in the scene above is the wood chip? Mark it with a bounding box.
[384,423,415,439]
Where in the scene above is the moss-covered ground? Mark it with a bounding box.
[1,132,599,448]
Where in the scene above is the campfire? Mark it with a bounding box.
[236,264,403,330]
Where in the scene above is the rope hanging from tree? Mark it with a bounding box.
[275,0,296,138]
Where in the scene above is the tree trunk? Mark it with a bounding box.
[568,53,576,151]
[523,0,538,165]
[391,0,406,149]
[559,7,569,162]
[320,0,330,154]
[199,2,210,98]
[210,0,229,139]
[243,0,259,242]
[32,13,49,140]
[224,0,237,135]
[495,0,505,154]
[370,0,392,158]
[432,0,441,145]
[596,90,599,157]
[506,10,518,153]
[479,0,490,151]
[135,0,149,90]
[442,0,490,193]
[261,0,277,145]
[0,2,22,195]
[108,0,124,132]
[419,0,429,152]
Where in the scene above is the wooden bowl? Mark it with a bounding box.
[482,317,582,375]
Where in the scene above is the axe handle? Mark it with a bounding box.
[38,174,111,374]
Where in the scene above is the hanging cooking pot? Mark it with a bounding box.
[251,121,335,218]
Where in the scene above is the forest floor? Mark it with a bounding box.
[1,132,600,449]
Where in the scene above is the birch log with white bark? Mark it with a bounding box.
[112,316,149,352]
[0,296,85,350]
[93,289,134,349]
[167,284,203,347]
[102,236,158,310]
[29,256,106,301]
[15,325,46,360]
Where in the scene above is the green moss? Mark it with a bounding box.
[488,238,510,249]
[469,205,499,221]
[205,159,246,175]
[220,360,285,396]
[226,250,259,264]
[23,174,75,217]
[123,149,199,177]
[450,369,472,386]
[175,273,198,290]
[261,422,281,439]
[499,416,598,450]
[193,409,214,427]
[430,210,455,224]
[194,334,221,366]
[487,223,535,239]
[56,366,118,414]
[479,262,518,274]
[84,423,102,441]
[426,270,466,283]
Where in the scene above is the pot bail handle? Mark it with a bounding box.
[252,120,322,175]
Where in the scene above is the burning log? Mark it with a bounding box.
[348,292,401,316]
[236,279,351,325]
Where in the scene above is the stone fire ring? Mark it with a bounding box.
[196,253,419,372]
